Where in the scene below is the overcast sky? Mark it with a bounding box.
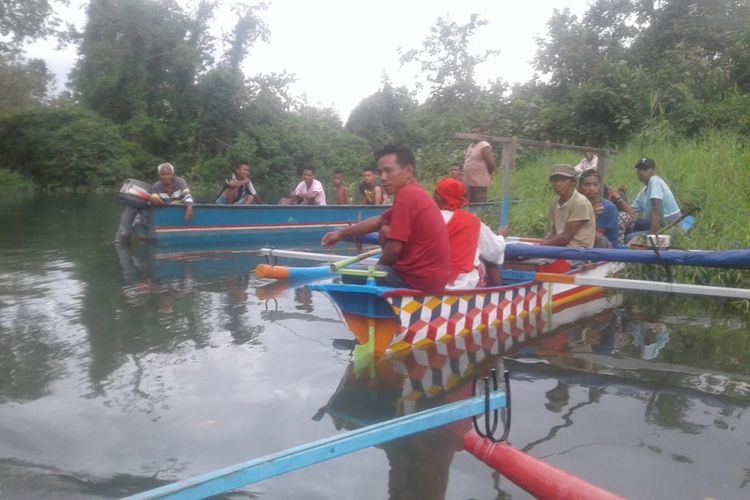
[26,0,590,121]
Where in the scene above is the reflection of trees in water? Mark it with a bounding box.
[0,316,67,402]
[622,293,750,374]
[644,390,703,435]
[75,243,232,415]
[0,262,79,402]
[220,274,264,345]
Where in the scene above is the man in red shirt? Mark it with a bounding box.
[321,144,451,293]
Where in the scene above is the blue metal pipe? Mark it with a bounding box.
[126,392,507,500]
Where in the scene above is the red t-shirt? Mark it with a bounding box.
[382,182,451,293]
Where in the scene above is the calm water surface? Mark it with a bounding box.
[1,195,749,499]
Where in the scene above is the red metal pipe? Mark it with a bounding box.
[464,431,623,500]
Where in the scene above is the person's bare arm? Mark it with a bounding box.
[374,185,384,205]
[541,220,585,246]
[378,239,404,266]
[322,216,386,247]
[226,178,249,188]
[481,146,496,176]
[607,187,635,215]
[649,198,662,234]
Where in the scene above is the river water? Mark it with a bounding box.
[1,194,749,499]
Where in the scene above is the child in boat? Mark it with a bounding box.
[332,170,350,205]
[215,162,262,205]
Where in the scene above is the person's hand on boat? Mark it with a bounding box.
[185,204,193,223]
[150,193,164,206]
[322,230,343,248]
[497,225,510,238]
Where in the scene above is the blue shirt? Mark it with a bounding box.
[631,175,680,221]
[598,198,619,247]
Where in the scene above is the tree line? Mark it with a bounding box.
[1,0,750,194]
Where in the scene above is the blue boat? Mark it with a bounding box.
[136,202,498,249]
[140,203,387,249]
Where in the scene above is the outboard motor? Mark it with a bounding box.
[118,178,152,209]
[115,179,152,243]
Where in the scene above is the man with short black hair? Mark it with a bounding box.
[631,157,681,234]
[291,164,326,205]
[358,167,384,205]
[541,164,595,248]
[322,145,451,293]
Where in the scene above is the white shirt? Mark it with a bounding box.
[293,179,326,205]
[574,155,598,173]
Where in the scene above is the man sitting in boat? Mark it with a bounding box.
[115,163,193,243]
[150,162,194,222]
[215,162,262,205]
[578,169,619,248]
[433,177,508,288]
[289,165,327,205]
[358,167,385,205]
[541,164,595,248]
[321,144,451,293]
[630,157,681,235]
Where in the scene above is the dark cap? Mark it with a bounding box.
[634,157,656,169]
[549,164,577,179]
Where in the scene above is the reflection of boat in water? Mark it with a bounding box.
[311,260,624,355]
[323,301,625,427]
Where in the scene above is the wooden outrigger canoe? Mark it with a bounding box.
[309,260,625,356]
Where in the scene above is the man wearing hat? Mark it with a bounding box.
[541,164,596,248]
[631,157,681,234]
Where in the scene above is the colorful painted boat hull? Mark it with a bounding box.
[310,261,624,355]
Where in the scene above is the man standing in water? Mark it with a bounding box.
[463,126,496,202]
[541,164,595,248]
[322,144,451,293]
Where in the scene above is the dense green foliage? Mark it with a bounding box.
[1,0,749,222]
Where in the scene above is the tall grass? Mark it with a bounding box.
[483,128,750,287]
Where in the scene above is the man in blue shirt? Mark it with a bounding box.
[579,169,619,247]
[631,157,681,234]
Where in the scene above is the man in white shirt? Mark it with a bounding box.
[574,149,598,173]
[291,165,327,205]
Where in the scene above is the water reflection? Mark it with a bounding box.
[2,196,750,499]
